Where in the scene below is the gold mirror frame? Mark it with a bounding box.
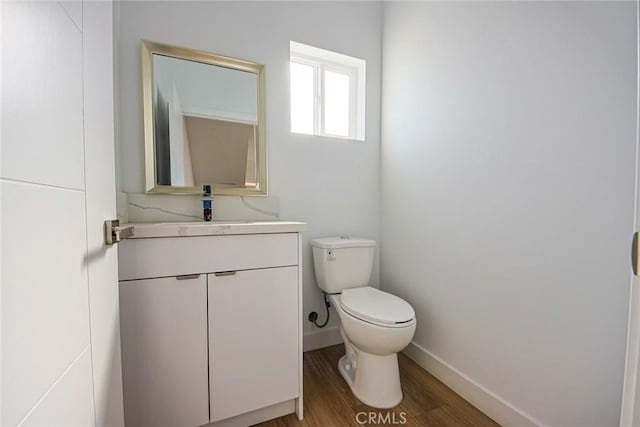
[141,40,267,195]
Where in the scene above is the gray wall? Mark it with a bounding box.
[381,2,637,426]
[115,1,382,335]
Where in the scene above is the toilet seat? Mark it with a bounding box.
[340,287,415,328]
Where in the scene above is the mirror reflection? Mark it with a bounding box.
[142,40,266,195]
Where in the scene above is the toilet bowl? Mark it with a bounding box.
[329,289,416,408]
[311,237,416,409]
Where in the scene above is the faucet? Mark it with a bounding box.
[202,184,213,222]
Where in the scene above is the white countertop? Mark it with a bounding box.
[124,220,306,239]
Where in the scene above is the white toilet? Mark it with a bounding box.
[311,237,416,409]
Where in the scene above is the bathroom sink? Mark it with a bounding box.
[136,220,253,226]
[122,220,306,239]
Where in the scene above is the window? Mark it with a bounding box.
[290,41,366,141]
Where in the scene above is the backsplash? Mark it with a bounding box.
[118,192,280,223]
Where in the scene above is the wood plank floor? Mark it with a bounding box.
[256,344,499,427]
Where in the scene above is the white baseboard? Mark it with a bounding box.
[403,341,542,427]
[303,326,343,352]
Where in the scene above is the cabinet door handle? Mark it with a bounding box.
[214,271,237,277]
[176,274,201,280]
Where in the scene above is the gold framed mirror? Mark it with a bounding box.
[141,40,267,195]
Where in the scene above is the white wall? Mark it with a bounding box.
[115,1,382,335]
[381,2,637,426]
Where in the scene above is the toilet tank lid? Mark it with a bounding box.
[311,236,376,249]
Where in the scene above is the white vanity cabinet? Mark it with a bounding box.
[118,222,305,427]
[119,275,209,427]
[209,266,299,422]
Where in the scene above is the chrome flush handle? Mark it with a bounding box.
[214,271,237,277]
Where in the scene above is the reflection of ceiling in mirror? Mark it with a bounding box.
[156,113,258,189]
[183,117,256,187]
[153,54,258,124]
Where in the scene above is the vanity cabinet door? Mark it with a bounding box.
[208,266,299,422]
[119,275,209,427]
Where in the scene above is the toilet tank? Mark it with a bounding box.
[311,237,376,294]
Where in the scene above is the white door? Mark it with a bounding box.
[621,4,640,425]
[82,2,126,426]
[1,2,124,426]
[622,272,640,426]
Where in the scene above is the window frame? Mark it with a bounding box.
[320,62,358,139]
[290,42,365,141]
